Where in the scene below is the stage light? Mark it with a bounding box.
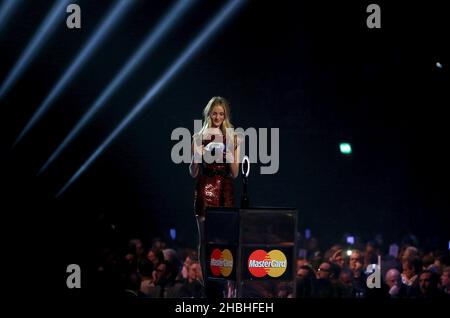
[298,248,307,259]
[0,0,72,99]
[304,228,311,240]
[170,228,177,241]
[14,0,135,146]
[56,0,244,197]
[346,235,354,245]
[0,0,21,33]
[346,249,352,256]
[436,62,443,69]
[389,243,399,257]
[339,142,352,155]
[39,0,196,174]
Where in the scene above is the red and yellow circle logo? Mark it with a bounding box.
[247,249,287,278]
[210,248,233,277]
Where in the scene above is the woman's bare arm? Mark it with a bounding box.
[228,135,240,178]
[190,139,203,178]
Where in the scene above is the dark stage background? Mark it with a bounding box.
[1,0,448,296]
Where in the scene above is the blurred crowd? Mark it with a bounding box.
[92,233,449,299]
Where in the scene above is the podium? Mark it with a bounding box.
[204,207,298,298]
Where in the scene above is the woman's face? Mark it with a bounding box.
[210,105,225,128]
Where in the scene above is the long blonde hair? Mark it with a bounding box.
[197,96,234,136]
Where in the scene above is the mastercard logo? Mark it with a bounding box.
[210,248,233,277]
[247,249,287,278]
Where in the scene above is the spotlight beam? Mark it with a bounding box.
[0,0,22,34]
[56,0,244,197]
[13,0,135,146]
[0,0,72,99]
[39,0,196,175]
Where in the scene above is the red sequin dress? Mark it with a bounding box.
[194,134,235,217]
